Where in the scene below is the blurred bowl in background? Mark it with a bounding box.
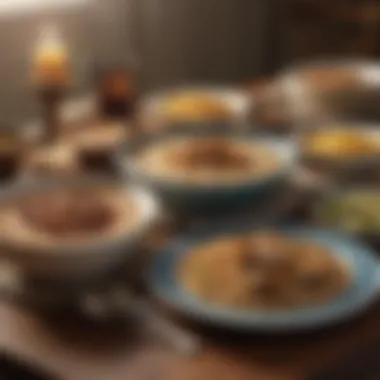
[139,86,250,133]
[280,61,380,125]
[118,131,298,215]
[245,79,293,132]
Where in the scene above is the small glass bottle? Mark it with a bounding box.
[96,65,137,120]
[90,0,138,122]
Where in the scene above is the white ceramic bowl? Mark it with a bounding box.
[139,86,250,132]
[0,176,161,282]
[280,61,380,124]
[118,131,298,214]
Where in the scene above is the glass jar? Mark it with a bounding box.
[96,66,137,120]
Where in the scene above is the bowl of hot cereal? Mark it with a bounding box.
[119,132,297,213]
[0,176,160,281]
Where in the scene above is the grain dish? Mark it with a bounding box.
[134,137,281,185]
[0,184,140,247]
[162,91,233,123]
[179,231,351,310]
[303,128,380,160]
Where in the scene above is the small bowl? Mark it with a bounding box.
[139,86,250,133]
[300,124,380,174]
[150,223,380,332]
[0,176,161,282]
[117,131,298,215]
[280,60,380,124]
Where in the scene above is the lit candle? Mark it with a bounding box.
[33,25,69,87]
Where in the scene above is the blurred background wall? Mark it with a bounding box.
[129,0,288,89]
[0,0,288,126]
[0,0,378,125]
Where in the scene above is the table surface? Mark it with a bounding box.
[2,300,380,380]
[4,90,380,380]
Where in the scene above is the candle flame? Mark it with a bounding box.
[33,24,69,86]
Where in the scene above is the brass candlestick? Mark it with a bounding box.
[33,25,69,143]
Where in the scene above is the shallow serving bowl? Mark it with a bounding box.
[0,176,161,282]
[117,131,298,214]
[139,86,250,133]
[150,222,380,332]
[280,61,380,124]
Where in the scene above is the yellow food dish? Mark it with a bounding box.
[305,129,380,158]
[162,91,233,123]
[179,232,351,310]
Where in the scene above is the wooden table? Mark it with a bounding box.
[4,92,380,379]
[2,167,380,380]
[3,299,380,380]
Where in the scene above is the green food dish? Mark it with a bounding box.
[317,190,380,234]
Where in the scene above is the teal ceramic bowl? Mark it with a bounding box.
[150,223,380,332]
[118,131,298,214]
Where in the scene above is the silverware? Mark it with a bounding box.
[81,286,202,357]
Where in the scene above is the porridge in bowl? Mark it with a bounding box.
[0,184,141,248]
[134,137,281,185]
[179,231,352,310]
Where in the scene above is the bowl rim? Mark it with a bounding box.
[0,175,161,258]
[149,223,380,331]
[117,130,299,192]
[140,84,248,112]
[279,59,380,85]
[138,85,251,131]
[278,60,380,123]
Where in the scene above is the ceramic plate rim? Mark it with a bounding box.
[0,176,161,258]
[123,132,298,192]
[150,224,380,331]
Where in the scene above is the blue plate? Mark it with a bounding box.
[150,223,380,332]
[117,130,298,214]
